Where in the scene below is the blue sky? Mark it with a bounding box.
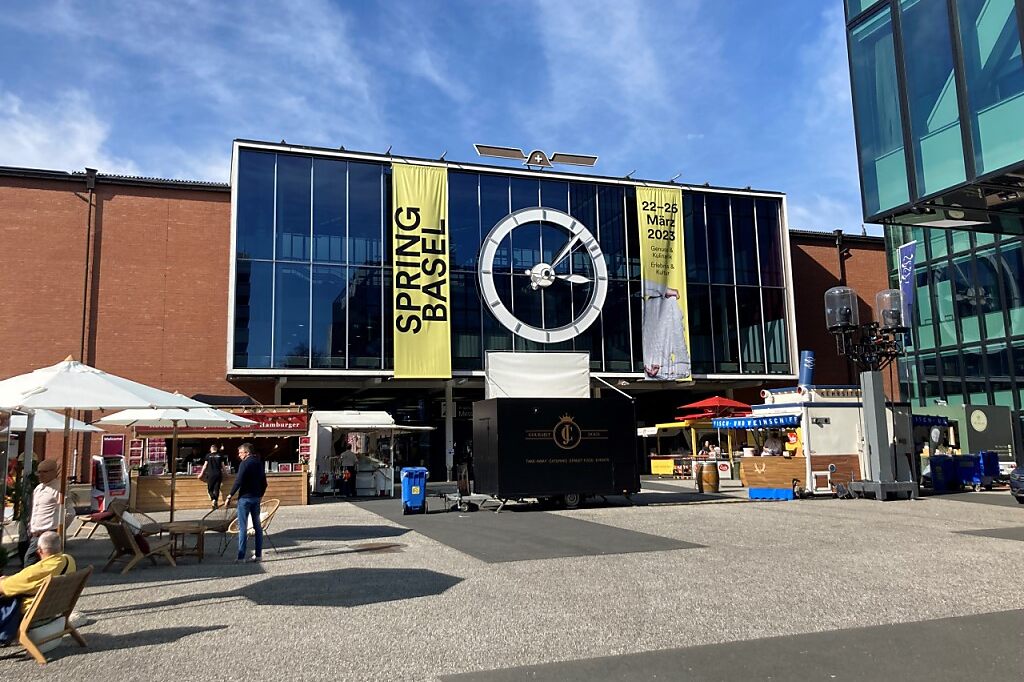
[0,0,872,234]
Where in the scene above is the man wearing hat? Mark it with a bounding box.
[25,459,61,567]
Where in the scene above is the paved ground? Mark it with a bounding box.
[2,477,1023,681]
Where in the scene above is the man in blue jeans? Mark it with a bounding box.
[224,442,268,563]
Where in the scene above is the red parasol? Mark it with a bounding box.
[676,397,751,412]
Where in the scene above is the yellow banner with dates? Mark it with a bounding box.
[636,186,692,382]
[391,163,451,379]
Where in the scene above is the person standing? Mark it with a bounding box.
[0,531,77,645]
[224,443,267,563]
[25,459,61,567]
[197,443,227,509]
[339,446,358,497]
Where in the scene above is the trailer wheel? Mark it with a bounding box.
[458,500,470,512]
[563,492,583,509]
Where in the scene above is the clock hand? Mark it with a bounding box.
[557,273,591,284]
[550,234,581,269]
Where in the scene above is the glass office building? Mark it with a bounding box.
[228,141,797,383]
[845,0,1024,232]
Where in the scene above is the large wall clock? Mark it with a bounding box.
[478,207,608,344]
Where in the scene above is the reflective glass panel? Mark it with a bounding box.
[273,263,311,368]
[915,267,936,349]
[312,158,346,263]
[482,272,513,352]
[957,0,1024,174]
[850,7,911,215]
[952,255,982,344]
[480,174,511,273]
[706,195,733,284]
[626,191,641,280]
[899,0,966,195]
[711,285,739,373]
[762,288,790,374]
[451,271,481,370]
[604,279,632,371]
[598,185,627,278]
[756,199,784,286]
[348,163,383,266]
[233,260,273,367]
[737,286,765,373]
[687,284,714,374]
[684,194,709,283]
[997,243,1024,334]
[847,0,881,22]
[346,266,382,367]
[276,155,311,262]
[510,177,540,272]
[236,150,275,260]
[311,264,347,368]
[973,249,1007,337]
[732,198,758,285]
[448,172,480,271]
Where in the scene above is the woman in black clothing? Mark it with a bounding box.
[197,443,227,509]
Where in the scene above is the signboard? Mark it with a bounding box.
[897,241,917,328]
[391,163,451,379]
[101,434,125,457]
[136,411,308,436]
[635,186,692,382]
[128,438,144,467]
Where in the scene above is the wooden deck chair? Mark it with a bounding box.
[100,520,175,575]
[16,566,93,665]
[220,498,281,556]
[109,501,165,538]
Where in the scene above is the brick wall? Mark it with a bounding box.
[0,175,271,476]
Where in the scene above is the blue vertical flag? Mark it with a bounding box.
[897,241,917,328]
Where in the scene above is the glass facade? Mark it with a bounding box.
[890,224,1024,412]
[846,0,1024,221]
[231,144,794,377]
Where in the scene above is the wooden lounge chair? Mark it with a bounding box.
[108,500,165,537]
[100,520,176,575]
[16,566,93,665]
[220,498,281,556]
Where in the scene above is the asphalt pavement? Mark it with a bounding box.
[2,484,1023,681]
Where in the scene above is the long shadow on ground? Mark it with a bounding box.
[0,625,229,663]
[84,567,462,618]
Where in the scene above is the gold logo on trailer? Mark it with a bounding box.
[553,414,583,450]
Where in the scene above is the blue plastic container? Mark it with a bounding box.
[929,455,957,492]
[978,451,1000,479]
[953,454,982,490]
[401,467,429,515]
[748,488,795,501]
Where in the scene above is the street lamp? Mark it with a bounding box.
[824,286,917,500]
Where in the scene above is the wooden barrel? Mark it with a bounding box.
[701,462,721,493]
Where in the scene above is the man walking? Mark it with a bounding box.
[25,459,61,566]
[224,443,267,563]
[197,443,226,509]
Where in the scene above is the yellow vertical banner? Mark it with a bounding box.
[635,186,692,382]
[391,163,451,379]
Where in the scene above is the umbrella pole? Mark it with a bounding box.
[59,408,72,551]
[169,420,179,522]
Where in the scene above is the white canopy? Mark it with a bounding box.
[311,410,434,432]
[0,358,208,411]
[98,407,257,428]
[7,409,102,433]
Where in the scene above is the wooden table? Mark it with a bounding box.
[163,521,207,562]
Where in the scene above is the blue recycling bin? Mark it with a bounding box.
[401,467,429,515]
[953,454,983,490]
[929,455,957,492]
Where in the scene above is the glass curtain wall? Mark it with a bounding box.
[892,224,1024,412]
[233,147,792,376]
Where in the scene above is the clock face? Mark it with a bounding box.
[478,207,608,344]
[970,409,988,432]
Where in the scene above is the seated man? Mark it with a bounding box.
[0,531,76,646]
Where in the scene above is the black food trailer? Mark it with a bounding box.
[472,398,640,508]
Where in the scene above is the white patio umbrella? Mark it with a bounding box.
[9,409,103,433]
[0,357,207,544]
[98,408,257,521]
[1,410,103,531]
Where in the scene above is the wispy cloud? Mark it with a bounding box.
[0,90,138,174]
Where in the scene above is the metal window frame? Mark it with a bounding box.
[947,0,980,182]
[307,160,314,369]
[227,144,240,372]
[270,153,278,368]
[890,0,922,204]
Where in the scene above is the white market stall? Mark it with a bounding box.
[308,411,434,497]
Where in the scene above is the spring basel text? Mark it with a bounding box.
[393,206,448,333]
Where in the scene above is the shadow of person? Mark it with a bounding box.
[87,567,463,617]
